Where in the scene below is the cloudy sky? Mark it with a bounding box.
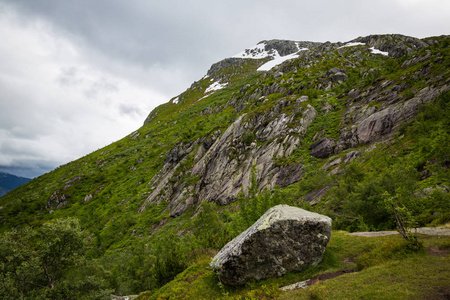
[1,0,449,178]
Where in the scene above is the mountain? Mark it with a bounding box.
[0,34,449,298]
[0,172,31,197]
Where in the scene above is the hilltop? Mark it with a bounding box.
[0,34,449,299]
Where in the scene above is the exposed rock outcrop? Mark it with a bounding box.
[191,103,317,207]
[352,34,429,58]
[261,39,321,56]
[138,101,318,215]
[47,176,82,210]
[311,138,336,159]
[302,186,332,206]
[337,86,446,151]
[344,150,361,163]
[110,295,138,300]
[210,205,332,286]
[326,68,348,83]
[207,58,256,78]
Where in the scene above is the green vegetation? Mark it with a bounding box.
[0,218,112,299]
[1,35,449,298]
[325,91,450,233]
[139,232,449,300]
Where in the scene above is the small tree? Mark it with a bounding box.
[383,193,421,249]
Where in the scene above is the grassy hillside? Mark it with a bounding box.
[1,35,449,299]
[140,232,450,300]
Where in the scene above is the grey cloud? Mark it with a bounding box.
[118,103,143,118]
[1,0,449,178]
[57,67,83,87]
[83,77,119,99]
[4,0,449,94]
[2,1,220,70]
[56,67,119,98]
[0,83,52,140]
[0,141,27,157]
[0,139,58,178]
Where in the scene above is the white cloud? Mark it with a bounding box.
[0,8,168,176]
[0,0,449,177]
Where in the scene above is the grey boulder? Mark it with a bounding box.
[210,205,332,286]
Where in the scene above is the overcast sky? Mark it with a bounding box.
[0,0,449,178]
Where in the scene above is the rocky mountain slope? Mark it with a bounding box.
[1,34,449,297]
[138,34,449,218]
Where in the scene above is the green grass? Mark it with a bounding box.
[281,251,449,299]
[138,232,450,300]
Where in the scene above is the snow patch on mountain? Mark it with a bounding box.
[232,43,275,59]
[338,42,389,56]
[233,41,308,71]
[338,42,366,49]
[257,52,297,71]
[257,48,308,71]
[205,81,227,93]
[369,47,389,56]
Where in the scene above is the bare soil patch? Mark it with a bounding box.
[426,246,450,257]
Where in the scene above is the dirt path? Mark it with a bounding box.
[280,269,357,291]
[347,227,450,237]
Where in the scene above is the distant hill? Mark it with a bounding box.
[0,172,31,197]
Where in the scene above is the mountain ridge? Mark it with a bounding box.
[0,172,31,197]
[146,34,440,124]
[0,33,449,298]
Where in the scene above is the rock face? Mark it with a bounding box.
[310,138,336,158]
[337,86,445,151]
[138,101,317,216]
[210,205,332,286]
[261,39,321,56]
[352,34,429,58]
[191,105,317,206]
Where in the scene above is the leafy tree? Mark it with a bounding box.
[37,218,86,289]
[0,226,38,298]
[0,218,110,299]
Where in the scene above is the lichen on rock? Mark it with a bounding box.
[210,205,332,286]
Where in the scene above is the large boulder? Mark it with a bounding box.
[210,205,332,286]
